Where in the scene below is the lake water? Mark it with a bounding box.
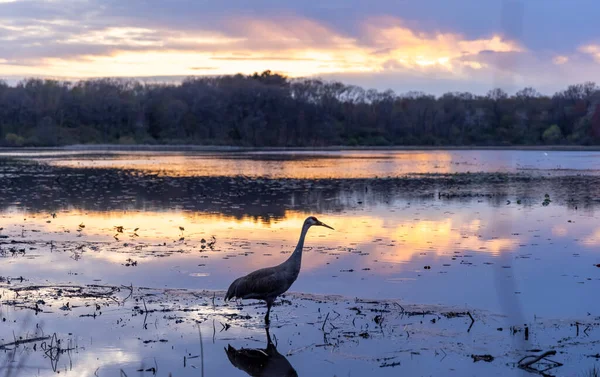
[2,148,600,177]
[1,148,599,376]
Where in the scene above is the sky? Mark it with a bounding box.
[1,0,599,95]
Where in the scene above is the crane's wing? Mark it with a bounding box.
[225,267,285,301]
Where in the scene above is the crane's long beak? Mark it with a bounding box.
[317,221,334,230]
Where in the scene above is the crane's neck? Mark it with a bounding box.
[287,223,310,268]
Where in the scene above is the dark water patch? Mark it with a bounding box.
[2,161,600,220]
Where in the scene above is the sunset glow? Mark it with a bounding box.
[0,208,521,274]
[3,0,598,95]
[0,18,525,80]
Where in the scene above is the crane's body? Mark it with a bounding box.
[225,216,333,324]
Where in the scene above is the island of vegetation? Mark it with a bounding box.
[1,70,600,147]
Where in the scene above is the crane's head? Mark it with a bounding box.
[306,216,334,230]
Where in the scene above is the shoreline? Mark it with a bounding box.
[2,144,600,152]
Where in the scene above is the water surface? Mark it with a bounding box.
[2,148,599,177]
[1,148,599,376]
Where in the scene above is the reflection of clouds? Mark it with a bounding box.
[0,313,137,377]
[10,149,600,179]
[69,349,135,377]
[382,218,518,265]
[552,225,568,237]
[0,209,522,276]
[42,151,460,178]
[581,228,600,246]
[0,209,209,241]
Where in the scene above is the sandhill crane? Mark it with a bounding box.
[225,327,297,377]
[225,216,334,325]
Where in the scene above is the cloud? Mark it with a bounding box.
[2,0,600,94]
[0,12,524,83]
[580,44,600,62]
[323,47,600,96]
[358,18,522,74]
[552,55,569,65]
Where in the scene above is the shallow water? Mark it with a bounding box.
[2,148,600,178]
[1,148,600,376]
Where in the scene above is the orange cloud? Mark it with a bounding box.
[0,16,523,79]
[580,44,600,62]
[362,19,521,72]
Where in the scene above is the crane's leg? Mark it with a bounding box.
[264,301,272,326]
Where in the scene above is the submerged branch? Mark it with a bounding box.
[0,336,50,349]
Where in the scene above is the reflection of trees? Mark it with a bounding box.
[1,162,599,221]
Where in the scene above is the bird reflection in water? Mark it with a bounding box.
[225,327,298,377]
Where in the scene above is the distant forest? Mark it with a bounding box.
[1,70,600,147]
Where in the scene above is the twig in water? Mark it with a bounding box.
[439,348,447,361]
[467,311,475,332]
[467,311,474,323]
[286,343,316,356]
[518,350,558,368]
[518,350,563,375]
[321,312,330,331]
[142,297,149,329]
[198,324,204,377]
[0,336,50,349]
[121,284,133,305]
[375,314,385,335]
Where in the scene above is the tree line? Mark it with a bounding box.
[1,70,600,147]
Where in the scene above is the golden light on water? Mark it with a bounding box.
[581,228,600,246]
[37,150,462,178]
[0,208,521,274]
